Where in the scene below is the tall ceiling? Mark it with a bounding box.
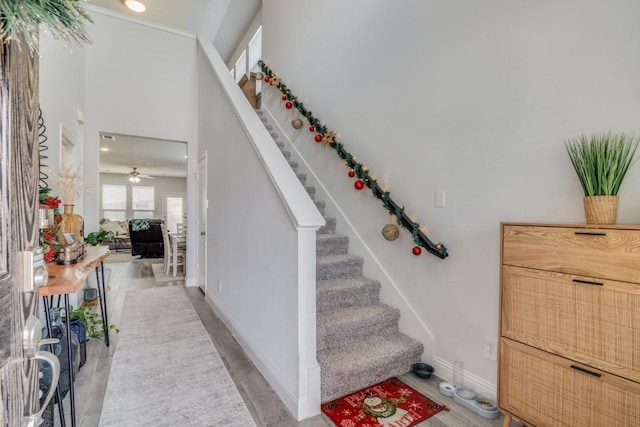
[89,0,261,178]
[90,0,261,62]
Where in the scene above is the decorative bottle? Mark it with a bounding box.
[57,204,84,243]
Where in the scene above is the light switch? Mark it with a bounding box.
[435,190,446,208]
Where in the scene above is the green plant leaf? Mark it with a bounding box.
[565,131,639,196]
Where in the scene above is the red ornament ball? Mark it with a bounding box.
[412,246,422,256]
[264,76,270,83]
[354,180,365,190]
[348,170,355,178]
[285,102,293,109]
[314,134,323,143]
[309,126,315,132]
[281,95,287,101]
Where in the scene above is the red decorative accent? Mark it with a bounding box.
[309,126,315,132]
[413,246,422,256]
[281,95,287,101]
[263,76,270,83]
[348,170,355,178]
[285,101,293,109]
[314,134,323,143]
[354,180,365,190]
[321,377,448,427]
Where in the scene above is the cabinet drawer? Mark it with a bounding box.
[502,225,640,283]
[499,338,640,427]
[501,266,640,382]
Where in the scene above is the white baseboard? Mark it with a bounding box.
[433,356,497,396]
[204,295,319,420]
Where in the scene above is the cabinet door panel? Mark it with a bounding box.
[502,225,640,283]
[500,339,640,427]
[502,266,640,382]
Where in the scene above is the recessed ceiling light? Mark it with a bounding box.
[101,148,110,151]
[122,0,146,13]
[184,155,188,159]
[101,134,115,140]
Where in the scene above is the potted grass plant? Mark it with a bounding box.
[565,130,640,224]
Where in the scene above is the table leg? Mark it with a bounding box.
[42,297,66,427]
[63,294,76,427]
[95,264,110,347]
[100,262,110,347]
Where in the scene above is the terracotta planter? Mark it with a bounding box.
[583,195,619,225]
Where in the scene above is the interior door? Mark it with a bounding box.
[0,38,55,426]
[162,193,186,234]
[197,153,207,293]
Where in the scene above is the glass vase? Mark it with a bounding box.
[57,204,84,243]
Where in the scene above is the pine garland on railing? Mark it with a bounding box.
[258,61,448,259]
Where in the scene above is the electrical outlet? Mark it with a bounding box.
[435,190,446,208]
[484,337,498,361]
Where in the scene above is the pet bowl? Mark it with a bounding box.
[411,363,434,379]
[455,386,477,400]
[475,393,497,411]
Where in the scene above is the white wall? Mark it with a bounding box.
[82,8,199,285]
[263,0,640,391]
[99,173,186,220]
[39,31,86,209]
[197,38,324,419]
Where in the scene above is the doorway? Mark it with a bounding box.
[163,193,186,233]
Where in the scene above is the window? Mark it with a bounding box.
[132,186,154,217]
[132,211,154,219]
[102,184,126,220]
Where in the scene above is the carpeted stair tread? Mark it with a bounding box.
[305,185,316,199]
[281,150,292,159]
[317,277,381,312]
[255,107,425,404]
[317,254,363,280]
[317,303,400,351]
[317,234,349,256]
[319,217,336,234]
[317,333,423,402]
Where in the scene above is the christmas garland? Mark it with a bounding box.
[258,61,448,259]
[0,0,92,53]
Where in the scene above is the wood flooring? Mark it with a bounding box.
[57,259,518,426]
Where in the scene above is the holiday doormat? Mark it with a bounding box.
[321,377,448,427]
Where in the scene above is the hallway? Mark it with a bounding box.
[62,257,507,426]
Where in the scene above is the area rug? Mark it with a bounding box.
[321,377,448,427]
[151,262,184,283]
[99,287,256,426]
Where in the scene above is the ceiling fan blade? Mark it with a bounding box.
[139,174,155,179]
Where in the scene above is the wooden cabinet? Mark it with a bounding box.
[499,223,640,427]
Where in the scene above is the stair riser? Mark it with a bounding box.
[320,352,422,403]
[318,218,336,234]
[316,236,349,256]
[316,261,363,281]
[318,322,398,352]
[317,285,380,313]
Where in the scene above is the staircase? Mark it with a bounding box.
[256,109,423,403]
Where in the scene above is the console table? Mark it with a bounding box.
[39,245,111,427]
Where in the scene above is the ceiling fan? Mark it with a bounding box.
[128,167,154,182]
